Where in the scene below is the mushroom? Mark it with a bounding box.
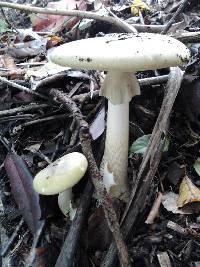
[33,152,88,217]
[50,33,190,201]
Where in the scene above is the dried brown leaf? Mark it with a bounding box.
[178,175,200,208]
[32,0,87,32]
[4,152,41,235]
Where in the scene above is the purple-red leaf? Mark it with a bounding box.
[4,152,41,235]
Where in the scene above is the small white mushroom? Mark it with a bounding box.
[50,33,190,201]
[33,152,88,218]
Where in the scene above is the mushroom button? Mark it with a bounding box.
[50,33,190,201]
[33,152,88,217]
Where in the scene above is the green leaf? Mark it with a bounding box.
[130,134,170,155]
[163,137,170,152]
[194,159,200,176]
[130,134,151,155]
[0,19,9,33]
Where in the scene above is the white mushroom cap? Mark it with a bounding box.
[50,33,190,71]
[33,152,88,195]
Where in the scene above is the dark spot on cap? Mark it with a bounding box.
[87,58,92,62]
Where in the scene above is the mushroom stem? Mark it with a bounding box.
[101,101,129,200]
[100,71,140,201]
[58,188,76,219]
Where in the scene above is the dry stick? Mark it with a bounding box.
[1,218,24,256]
[7,230,29,263]
[167,221,200,241]
[103,5,137,34]
[72,75,169,103]
[139,75,168,87]
[145,192,163,224]
[26,220,46,267]
[0,69,27,77]
[0,1,189,36]
[0,76,48,100]
[0,104,48,117]
[161,0,188,34]
[174,31,200,43]
[100,67,183,267]
[12,114,69,134]
[0,7,19,33]
[0,1,184,34]
[50,89,130,267]
[55,181,93,267]
[0,1,136,33]
[127,69,182,202]
[1,75,168,106]
[125,21,183,33]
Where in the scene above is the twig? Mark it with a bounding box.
[0,69,27,77]
[0,103,48,117]
[0,8,19,33]
[0,76,49,100]
[1,218,24,256]
[145,192,163,224]
[0,114,34,123]
[26,220,46,267]
[125,21,183,33]
[167,221,200,241]
[103,5,137,34]
[173,31,200,43]
[161,0,188,34]
[157,252,172,267]
[50,89,130,267]
[55,181,93,267]
[16,62,47,67]
[139,75,169,87]
[7,230,29,263]
[72,75,169,103]
[0,1,137,33]
[12,114,69,134]
[100,67,184,267]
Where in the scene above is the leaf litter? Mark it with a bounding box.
[1,0,200,266]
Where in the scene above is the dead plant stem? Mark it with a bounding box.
[50,89,130,267]
[0,1,137,33]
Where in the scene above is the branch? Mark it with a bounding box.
[161,0,188,34]
[50,89,130,267]
[0,1,136,33]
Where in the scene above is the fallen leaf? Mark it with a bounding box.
[15,28,43,42]
[130,134,169,155]
[26,61,70,79]
[0,18,9,33]
[4,153,41,235]
[88,206,112,251]
[46,35,63,49]
[32,0,87,32]
[25,143,42,153]
[162,191,192,215]
[178,175,200,209]
[130,134,151,155]
[194,158,200,176]
[0,54,18,80]
[8,37,48,59]
[89,106,105,140]
[130,0,150,15]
